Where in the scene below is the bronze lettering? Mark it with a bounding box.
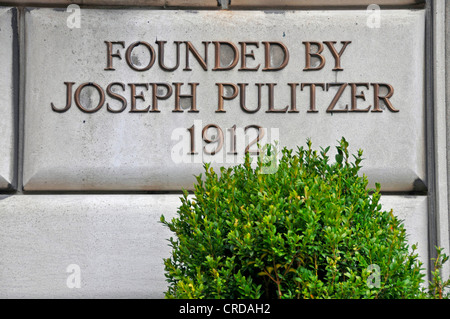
[287,83,300,113]
[202,124,224,155]
[125,41,155,72]
[238,83,262,113]
[303,41,325,71]
[173,82,199,113]
[371,83,398,112]
[104,41,125,71]
[238,42,260,71]
[213,41,239,71]
[228,124,237,155]
[244,125,265,155]
[187,124,198,155]
[265,83,288,113]
[106,82,127,113]
[74,82,105,113]
[301,83,325,113]
[216,83,239,113]
[349,83,371,112]
[262,41,289,71]
[51,82,75,112]
[128,83,150,112]
[323,41,351,71]
[326,83,348,112]
[157,40,181,72]
[150,83,173,112]
[184,41,209,71]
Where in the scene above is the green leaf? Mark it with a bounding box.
[162,138,432,299]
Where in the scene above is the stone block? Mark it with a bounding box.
[379,195,429,276]
[23,9,425,192]
[0,194,181,298]
[0,7,16,190]
[0,194,428,298]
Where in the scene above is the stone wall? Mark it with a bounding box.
[0,0,447,298]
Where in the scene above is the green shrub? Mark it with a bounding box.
[428,247,450,299]
[161,138,442,299]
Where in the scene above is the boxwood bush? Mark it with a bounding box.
[161,138,446,299]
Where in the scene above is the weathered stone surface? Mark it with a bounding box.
[0,194,428,298]
[0,194,180,298]
[0,7,16,190]
[23,9,425,191]
[379,195,428,277]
